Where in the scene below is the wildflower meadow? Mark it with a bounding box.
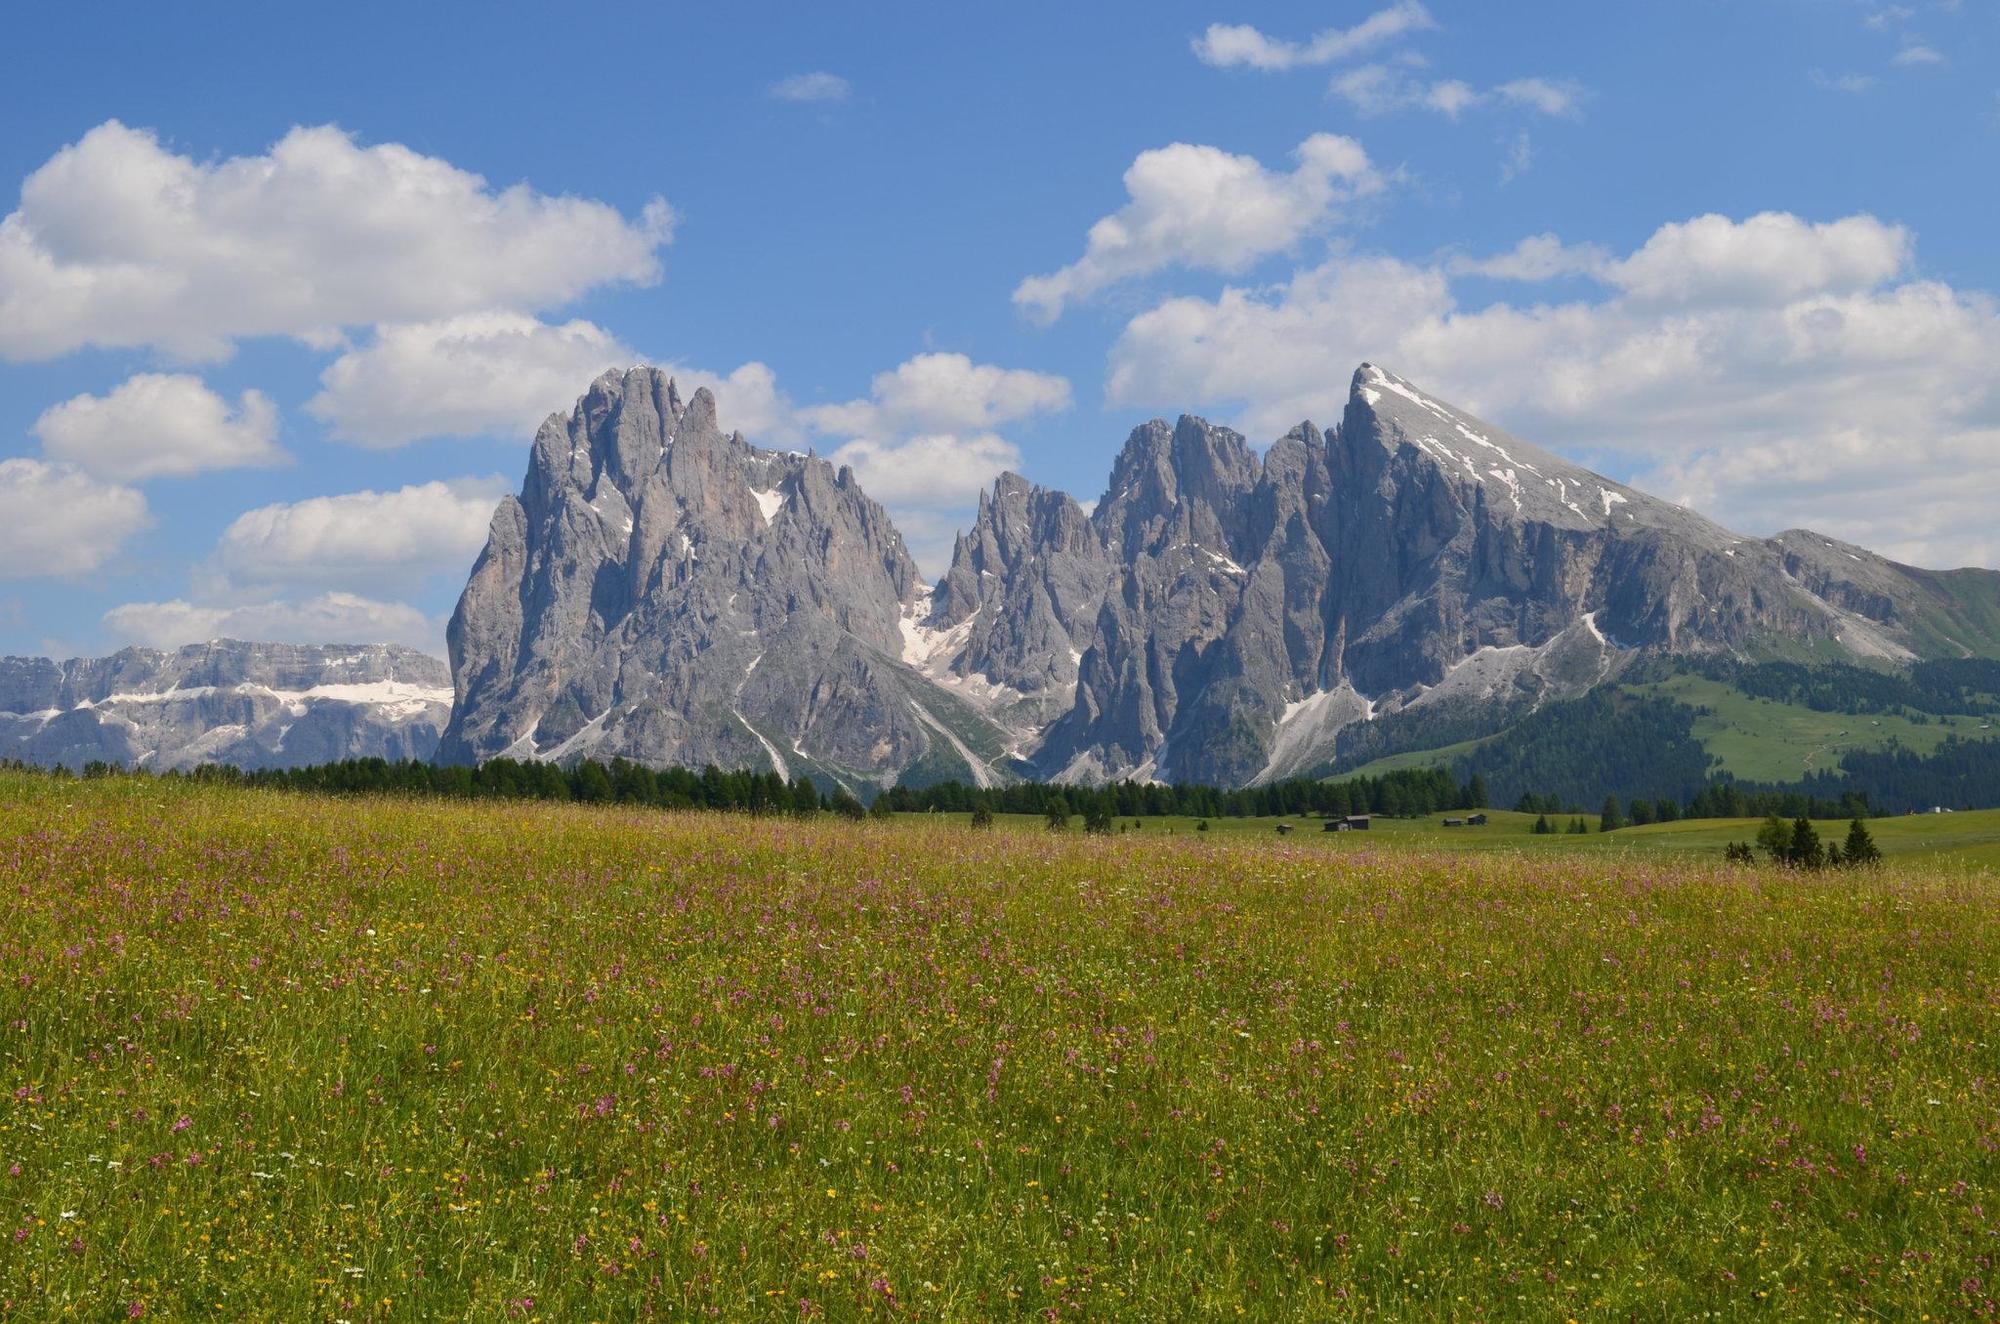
[0,768,1994,1319]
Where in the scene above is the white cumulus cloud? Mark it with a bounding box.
[1605,212,1910,307]
[308,313,639,447]
[204,477,511,594]
[799,352,1071,437]
[1013,134,1384,323]
[0,459,150,579]
[34,373,283,479]
[828,433,1024,509]
[308,312,800,448]
[0,120,672,362]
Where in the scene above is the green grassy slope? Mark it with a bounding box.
[1329,670,2000,792]
[1632,673,1991,783]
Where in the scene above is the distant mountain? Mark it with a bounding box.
[441,362,2000,789]
[0,640,449,771]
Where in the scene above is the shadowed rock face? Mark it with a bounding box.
[0,640,450,771]
[442,362,1999,789]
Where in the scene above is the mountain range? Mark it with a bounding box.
[8,364,1995,789]
[0,640,449,771]
[433,363,2000,789]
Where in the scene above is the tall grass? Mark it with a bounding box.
[1,771,1994,1318]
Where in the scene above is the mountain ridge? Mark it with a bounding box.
[0,639,450,770]
[439,361,2000,789]
[13,362,1996,789]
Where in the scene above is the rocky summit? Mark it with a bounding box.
[441,362,2000,790]
[0,640,450,771]
[436,368,1011,788]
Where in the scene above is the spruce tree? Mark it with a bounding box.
[1788,817,1825,869]
[1842,817,1882,866]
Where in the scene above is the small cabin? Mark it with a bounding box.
[1468,813,1489,826]
[1275,822,1293,835]
[1443,818,1466,828]
[1324,814,1372,832]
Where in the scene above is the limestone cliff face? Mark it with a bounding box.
[438,367,1011,788]
[439,362,1998,788]
[954,365,1981,784]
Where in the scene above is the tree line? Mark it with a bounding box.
[1699,657,2000,718]
[1721,815,1883,870]
[5,756,1498,824]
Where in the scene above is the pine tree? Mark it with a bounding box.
[1533,813,1552,835]
[1044,794,1071,832]
[1788,817,1825,869]
[573,760,615,804]
[1842,817,1882,866]
[1756,814,1792,862]
[1600,796,1624,833]
[1467,773,1489,809]
[969,804,995,829]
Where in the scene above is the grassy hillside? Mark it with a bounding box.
[2,771,1994,1317]
[1334,667,2000,796]
[1633,673,1991,784]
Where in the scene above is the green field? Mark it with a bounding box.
[1,771,1996,1318]
[980,805,2000,869]
[1634,674,1993,785]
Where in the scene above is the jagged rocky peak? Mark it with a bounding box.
[915,472,1114,738]
[441,366,1005,790]
[0,640,451,772]
[1342,363,1660,533]
[931,472,1099,626]
[1093,415,1261,560]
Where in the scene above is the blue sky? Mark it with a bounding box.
[2,0,1995,658]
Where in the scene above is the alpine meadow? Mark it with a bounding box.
[5,1,2000,1319]
[2,770,1996,1318]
